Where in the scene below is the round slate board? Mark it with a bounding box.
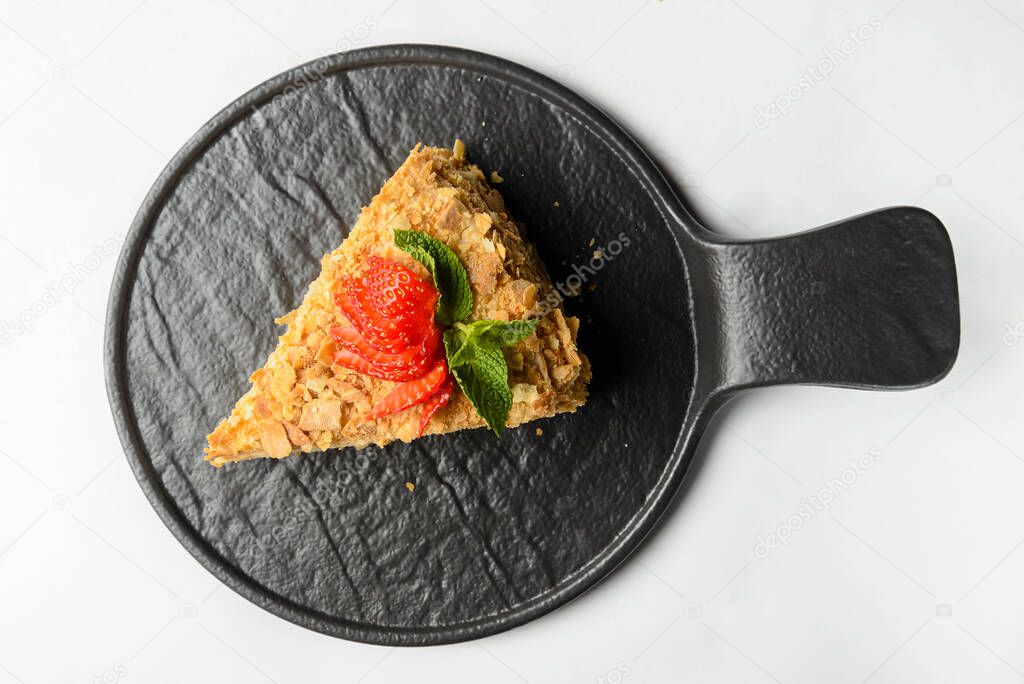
[106,45,697,644]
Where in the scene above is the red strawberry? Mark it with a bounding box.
[332,255,453,424]
[330,325,440,377]
[336,286,414,353]
[367,359,449,420]
[418,376,453,436]
[331,348,426,382]
[360,255,437,320]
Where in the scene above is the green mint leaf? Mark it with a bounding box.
[442,319,538,437]
[394,229,473,326]
[442,326,467,362]
[449,319,538,357]
[443,327,512,437]
[477,319,538,348]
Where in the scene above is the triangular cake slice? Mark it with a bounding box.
[205,143,590,466]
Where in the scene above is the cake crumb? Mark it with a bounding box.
[588,238,595,247]
[553,200,560,207]
[490,170,504,184]
[405,481,415,492]
[535,427,543,436]
[593,249,602,259]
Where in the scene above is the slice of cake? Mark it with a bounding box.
[205,142,590,466]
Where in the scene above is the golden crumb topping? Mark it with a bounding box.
[205,143,589,466]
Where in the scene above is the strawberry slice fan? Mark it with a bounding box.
[330,255,452,435]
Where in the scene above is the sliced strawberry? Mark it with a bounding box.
[353,284,429,350]
[336,285,414,352]
[417,376,453,436]
[367,359,449,420]
[334,258,439,352]
[360,256,438,320]
[332,348,426,382]
[330,325,440,374]
[331,256,449,411]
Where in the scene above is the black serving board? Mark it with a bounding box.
[105,45,959,645]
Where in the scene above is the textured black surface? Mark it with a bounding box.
[106,45,960,645]
[688,208,959,394]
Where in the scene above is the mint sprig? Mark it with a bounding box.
[394,229,473,326]
[444,320,538,436]
[394,229,538,436]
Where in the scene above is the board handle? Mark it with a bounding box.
[687,206,960,397]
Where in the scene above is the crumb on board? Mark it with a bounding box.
[588,238,595,247]
[593,249,602,259]
[535,427,543,436]
[553,200,560,207]
[489,170,504,184]
[587,283,598,292]
[405,481,415,492]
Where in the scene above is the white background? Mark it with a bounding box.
[1,0,1022,682]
